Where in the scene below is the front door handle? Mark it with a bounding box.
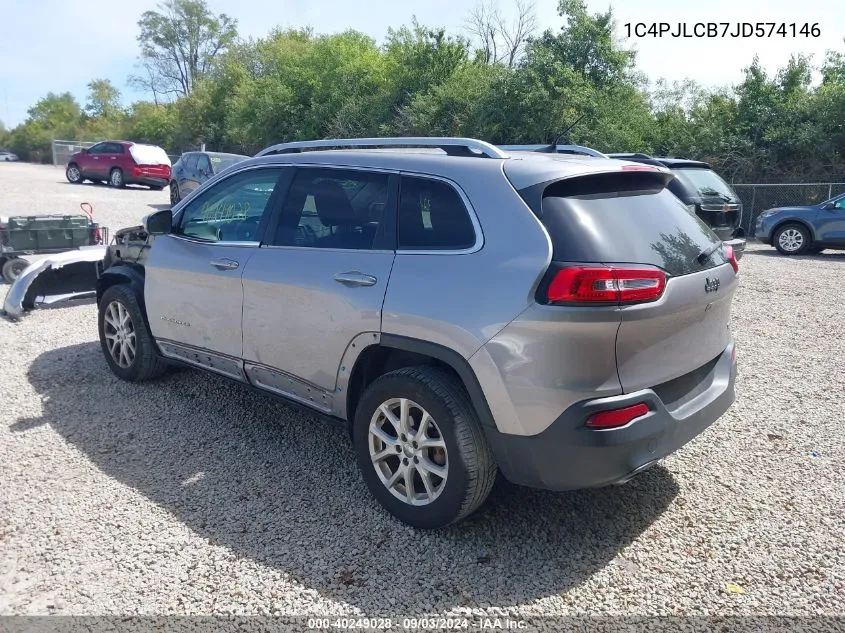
[210,258,239,271]
[333,271,377,287]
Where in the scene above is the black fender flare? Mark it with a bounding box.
[377,334,497,429]
[97,264,150,327]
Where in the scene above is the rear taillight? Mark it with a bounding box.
[91,223,102,244]
[586,403,650,429]
[132,164,142,177]
[725,244,739,273]
[546,265,667,305]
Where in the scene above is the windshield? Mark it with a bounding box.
[673,168,738,202]
[129,144,171,166]
[209,154,248,173]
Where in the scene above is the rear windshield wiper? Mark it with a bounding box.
[697,243,722,265]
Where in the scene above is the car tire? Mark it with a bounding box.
[98,284,166,382]
[352,366,497,529]
[169,181,181,204]
[774,223,811,255]
[66,163,83,184]
[109,168,125,188]
[1,257,28,283]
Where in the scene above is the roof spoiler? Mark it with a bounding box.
[499,144,608,158]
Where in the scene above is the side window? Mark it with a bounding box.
[197,154,212,175]
[88,143,107,154]
[398,177,476,250]
[102,143,122,154]
[175,168,282,243]
[273,168,389,250]
[184,154,198,172]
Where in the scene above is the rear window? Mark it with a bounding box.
[535,173,728,277]
[129,144,171,166]
[672,167,738,202]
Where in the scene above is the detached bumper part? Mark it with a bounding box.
[2,247,106,318]
[724,238,746,260]
[484,343,736,491]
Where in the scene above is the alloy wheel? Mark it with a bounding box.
[111,170,123,187]
[103,300,136,368]
[778,228,804,252]
[368,398,448,506]
[67,166,80,182]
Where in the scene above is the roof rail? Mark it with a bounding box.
[498,144,608,159]
[255,137,510,159]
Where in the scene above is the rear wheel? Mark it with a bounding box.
[98,284,166,381]
[2,257,28,283]
[66,163,82,184]
[774,223,810,255]
[109,168,125,188]
[169,181,181,204]
[352,366,497,529]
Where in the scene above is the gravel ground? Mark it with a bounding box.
[1,162,843,618]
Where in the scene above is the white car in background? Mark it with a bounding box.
[0,150,19,161]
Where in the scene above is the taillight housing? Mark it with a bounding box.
[586,403,650,429]
[132,164,143,177]
[91,223,102,245]
[544,265,667,305]
[724,244,739,273]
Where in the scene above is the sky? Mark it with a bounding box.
[0,0,842,128]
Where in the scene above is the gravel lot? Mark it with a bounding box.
[1,162,843,618]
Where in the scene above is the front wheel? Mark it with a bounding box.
[353,366,497,529]
[774,223,811,255]
[169,181,180,204]
[66,164,82,184]
[109,168,125,188]
[98,284,166,381]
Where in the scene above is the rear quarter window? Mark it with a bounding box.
[532,172,728,277]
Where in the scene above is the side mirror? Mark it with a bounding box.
[823,202,835,210]
[144,209,173,235]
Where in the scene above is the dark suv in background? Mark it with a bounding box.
[608,154,746,258]
[169,151,249,204]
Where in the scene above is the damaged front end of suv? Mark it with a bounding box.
[3,224,152,319]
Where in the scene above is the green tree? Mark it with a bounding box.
[85,79,123,119]
[132,0,238,98]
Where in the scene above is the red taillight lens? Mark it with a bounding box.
[547,266,667,305]
[91,224,102,244]
[132,164,142,177]
[724,244,739,273]
[586,403,650,429]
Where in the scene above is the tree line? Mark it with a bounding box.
[1,0,843,183]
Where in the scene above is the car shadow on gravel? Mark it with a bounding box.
[18,342,679,613]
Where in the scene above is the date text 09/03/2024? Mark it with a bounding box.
[624,22,820,38]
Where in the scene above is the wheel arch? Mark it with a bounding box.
[344,334,496,433]
[97,264,149,327]
[771,218,817,244]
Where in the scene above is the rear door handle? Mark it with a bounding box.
[210,258,239,271]
[333,271,377,287]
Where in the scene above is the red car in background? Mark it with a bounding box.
[66,141,171,189]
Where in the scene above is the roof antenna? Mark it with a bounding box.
[539,113,586,153]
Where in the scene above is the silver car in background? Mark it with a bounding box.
[95,137,739,528]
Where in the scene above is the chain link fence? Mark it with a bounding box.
[51,140,98,167]
[732,183,845,233]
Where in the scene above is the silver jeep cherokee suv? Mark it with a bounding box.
[96,138,739,529]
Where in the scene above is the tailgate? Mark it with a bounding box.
[138,164,170,178]
[616,264,736,392]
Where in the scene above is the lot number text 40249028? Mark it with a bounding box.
[624,23,820,38]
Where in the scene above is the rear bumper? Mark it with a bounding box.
[724,237,746,260]
[129,175,169,187]
[484,342,736,491]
